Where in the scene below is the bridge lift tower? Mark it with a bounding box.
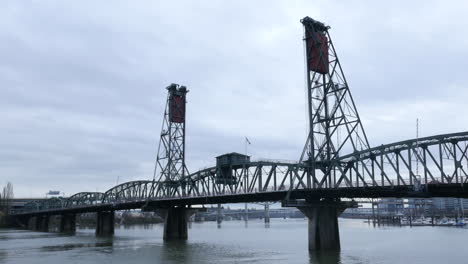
[150,83,197,240]
[152,83,190,197]
[300,17,369,187]
[292,17,369,250]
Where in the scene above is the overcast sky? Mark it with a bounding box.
[2,1,468,197]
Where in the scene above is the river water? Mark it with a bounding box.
[0,218,466,264]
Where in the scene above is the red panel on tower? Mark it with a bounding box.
[306,32,328,74]
[169,95,185,123]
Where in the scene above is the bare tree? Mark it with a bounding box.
[1,182,13,215]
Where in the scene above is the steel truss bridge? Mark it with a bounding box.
[13,17,468,250]
[11,15,468,251]
[18,131,468,215]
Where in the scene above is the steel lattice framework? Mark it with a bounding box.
[66,192,104,207]
[337,132,468,188]
[103,181,153,203]
[14,17,468,216]
[152,84,190,198]
[300,17,370,191]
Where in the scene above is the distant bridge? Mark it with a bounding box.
[12,17,468,251]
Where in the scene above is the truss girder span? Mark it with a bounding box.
[66,192,104,207]
[170,132,468,196]
[17,131,468,214]
[101,181,154,203]
[335,131,468,188]
[17,132,468,214]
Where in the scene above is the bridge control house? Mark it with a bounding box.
[216,153,250,185]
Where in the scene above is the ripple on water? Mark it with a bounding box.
[0,219,467,264]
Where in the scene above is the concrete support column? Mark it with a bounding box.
[163,206,189,240]
[34,216,41,231]
[96,211,114,236]
[28,216,37,230]
[216,204,223,225]
[264,203,270,223]
[285,200,356,251]
[300,205,340,251]
[244,203,249,221]
[36,215,49,232]
[59,214,76,233]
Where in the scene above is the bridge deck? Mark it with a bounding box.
[13,183,468,217]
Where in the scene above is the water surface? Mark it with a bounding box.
[0,219,466,264]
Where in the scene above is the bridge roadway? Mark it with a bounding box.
[13,183,468,217]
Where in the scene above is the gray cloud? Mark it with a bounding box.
[1,1,468,196]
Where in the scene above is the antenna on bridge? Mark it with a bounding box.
[299,17,370,187]
[151,83,190,197]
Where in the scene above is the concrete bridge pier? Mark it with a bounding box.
[163,206,189,240]
[300,205,341,250]
[36,215,49,232]
[264,203,270,223]
[59,214,76,233]
[216,204,223,227]
[160,206,206,241]
[27,216,37,230]
[284,199,356,251]
[244,203,249,221]
[96,211,115,236]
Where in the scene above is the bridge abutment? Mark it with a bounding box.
[96,211,114,236]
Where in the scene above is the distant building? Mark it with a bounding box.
[462,199,468,211]
[378,198,404,214]
[432,198,446,210]
[431,198,468,214]
[407,198,425,209]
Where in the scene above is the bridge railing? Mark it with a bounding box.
[333,176,467,189]
[252,158,299,165]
